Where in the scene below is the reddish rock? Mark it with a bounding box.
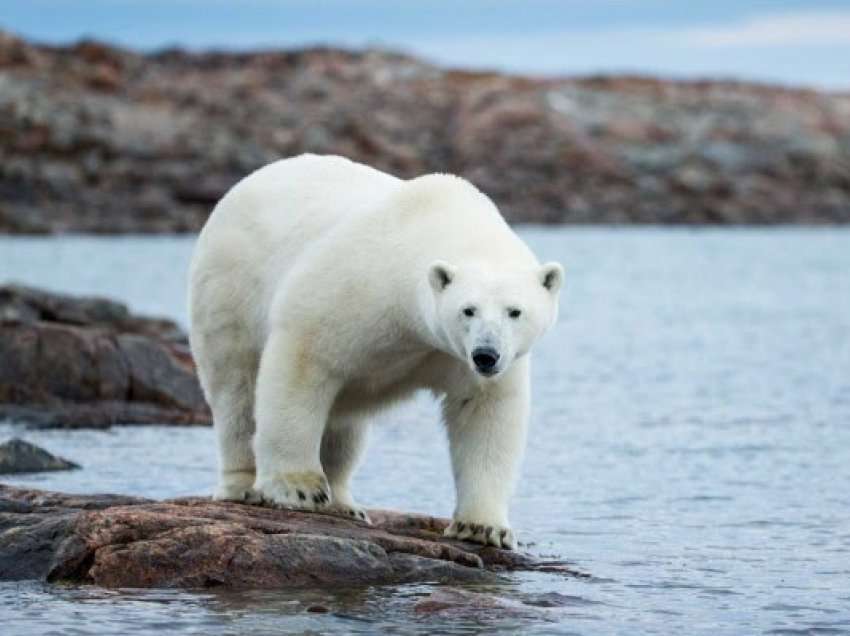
[414,588,553,621]
[0,484,584,589]
[0,285,209,428]
[0,31,848,231]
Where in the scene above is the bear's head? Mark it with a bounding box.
[427,260,563,379]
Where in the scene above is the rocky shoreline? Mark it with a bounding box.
[0,284,210,428]
[0,484,584,588]
[1,31,849,231]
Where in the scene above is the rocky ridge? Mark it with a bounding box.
[1,31,849,231]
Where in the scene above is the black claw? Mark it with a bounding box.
[348,509,355,516]
[485,527,493,538]
[499,529,507,539]
[357,511,365,520]
[297,490,306,501]
[457,522,466,532]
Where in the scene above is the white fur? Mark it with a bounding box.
[188,154,563,548]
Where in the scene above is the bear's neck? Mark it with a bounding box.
[412,278,460,358]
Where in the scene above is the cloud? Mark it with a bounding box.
[677,10,850,47]
[395,9,850,89]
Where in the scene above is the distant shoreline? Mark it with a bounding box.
[1,30,849,233]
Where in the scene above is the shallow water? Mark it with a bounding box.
[1,228,849,635]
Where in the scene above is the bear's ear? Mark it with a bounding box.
[428,261,457,293]
[539,262,564,294]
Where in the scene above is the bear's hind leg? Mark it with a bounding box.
[206,350,262,503]
[253,330,340,511]
[321,416,371,523]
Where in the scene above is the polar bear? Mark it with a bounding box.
[188,154,563,549]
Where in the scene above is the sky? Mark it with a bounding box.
[3,1,850,90]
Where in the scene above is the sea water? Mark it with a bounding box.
[1,228,849,635]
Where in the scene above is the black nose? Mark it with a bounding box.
[472,347,500,374]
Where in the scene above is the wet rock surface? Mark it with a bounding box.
[0,438,80,474]
[414,588,552,620]
[0,484,584,589]
[0,284,210,427]
[1,31,849,231]
[410,589,604,622]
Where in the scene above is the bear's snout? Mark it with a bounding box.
[472,347,500,375]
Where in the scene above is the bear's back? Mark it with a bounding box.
[195,154,401,285]
[216,154,401,238]
[190,155,403,345]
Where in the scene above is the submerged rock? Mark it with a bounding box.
[410,589,604,622]
[0,484,584,588]
[413,588,553,621]
[0,284,210,428]
[0,438,79,474]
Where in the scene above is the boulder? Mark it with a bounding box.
[0,438,79,474]
[0,284,210,428]
[0,484,585,588]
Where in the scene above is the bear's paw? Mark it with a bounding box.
[255,471,332,511]
[214,471,263,504]
[444,519,516,550]
[327,501,371,524]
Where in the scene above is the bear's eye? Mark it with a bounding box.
[463,306,476,317]
[508,308,522,319]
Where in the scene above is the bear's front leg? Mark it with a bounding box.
[442,366,530,550]
[252,331,341,512]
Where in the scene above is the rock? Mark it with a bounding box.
[0,284,210,428]
[413,588,553,621]
[519,591,604,608]
[0,484,585,588]
[0,31,848,230]
[0,438,79,474]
